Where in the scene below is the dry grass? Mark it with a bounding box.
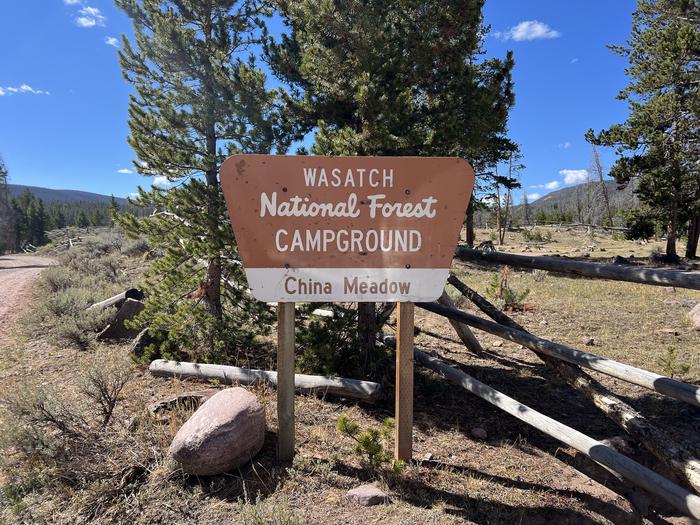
[1,227,699,524]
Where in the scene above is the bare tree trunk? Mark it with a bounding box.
[358,302,376,373]
[465,197,475,246]
[591,145,613,226]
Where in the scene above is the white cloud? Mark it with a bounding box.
[571,58,579,64]
[117,168,133,174]
[76,6,106,27]
[558,141,571,149]
[494,20,561,42]
[527,193,542,201]
[153,176,171,188]
[104,36,119,47]
[0,84,49,96]
[529,180,561,191]
[560,169,589,185]
[64,0,82,4]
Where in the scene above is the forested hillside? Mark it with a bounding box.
[516,179,639,224]
[8,184,129,205]
[0,178,149,253]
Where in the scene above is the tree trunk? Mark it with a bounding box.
[149,360,383,402]
[358,302,376,373]
[204,160,223,322]
[686,215,699,259]
[666,199,678,259]
[465,197,475,246]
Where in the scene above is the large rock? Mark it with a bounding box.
[346,484,389,506]
[97,298,144,340]
[168,387,265,475]
[689,303,700,331]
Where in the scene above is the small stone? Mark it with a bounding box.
[689,303,700,331]
[584,337,595,346]
[539,320,548,326]
[471,427,488,440]
[655,328,679,336]
[346,484,389,506]
[582,252,590,258]
[492,340,503,348]
[422,452,433,461]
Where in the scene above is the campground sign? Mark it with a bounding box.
[220,155,474,302]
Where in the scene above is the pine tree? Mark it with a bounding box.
[76,209,89,228]
[115,0,297,358]
[267,0,515,373]
[588,0,699,260]
[0,157,15,253]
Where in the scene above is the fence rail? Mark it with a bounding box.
[454,247,700,290]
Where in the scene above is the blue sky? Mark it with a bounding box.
[0,0,635,200]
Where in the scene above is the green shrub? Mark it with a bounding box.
[122,237,149,257]
[623,209,656,240]
[486,266,530,311]
[658,347,690,378]
[521,228,551,242]
[337,413,405,474]
[297,305,392,381]
[238,497,301,525]
[38,267,76,293]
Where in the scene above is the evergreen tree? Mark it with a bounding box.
[267,0,515,373]
[10,190,48,248]
[115,0,297,358]
[588,0,699,260]
[0,157,15,253]
[76,209,90,228]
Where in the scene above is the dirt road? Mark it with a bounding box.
[0,254,55,347]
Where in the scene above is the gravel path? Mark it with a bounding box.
[0,254,55,347]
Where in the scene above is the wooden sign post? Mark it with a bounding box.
[395,302,414,461]
[277,302,295,463]
[220,155,473,464]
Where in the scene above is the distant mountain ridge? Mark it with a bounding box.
[514,179,640,221]
[8,184,128,205]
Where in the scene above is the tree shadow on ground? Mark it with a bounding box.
[331,460,636,525]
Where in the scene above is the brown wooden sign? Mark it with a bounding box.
[220,154,473,302]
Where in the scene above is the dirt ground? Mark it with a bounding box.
[0,255,55,348]
[1,230,699,524]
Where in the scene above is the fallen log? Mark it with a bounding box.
[437,291,483,356]
[87,288,144,311]
[417,301,700,408]
[149,360,383,402]
[454,247,700,290]
[413,349,700,519]
[447,275,700,494]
